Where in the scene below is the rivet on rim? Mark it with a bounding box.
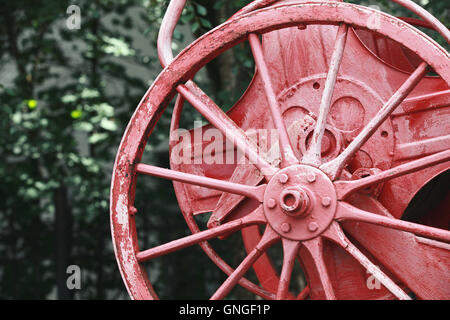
[129,206,138,216]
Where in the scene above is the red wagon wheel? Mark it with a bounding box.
[110,1,450,300]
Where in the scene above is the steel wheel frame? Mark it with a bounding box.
[158,0,450,69]
[110,2,450,300]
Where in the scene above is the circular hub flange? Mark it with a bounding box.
[264,165,337,241]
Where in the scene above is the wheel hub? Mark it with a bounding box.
[264,165,337,241]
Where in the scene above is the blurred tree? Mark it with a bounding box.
[0,0,162,299]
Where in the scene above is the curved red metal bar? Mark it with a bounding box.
[157,0,450,69]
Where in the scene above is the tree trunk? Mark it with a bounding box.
[54,183,73,300]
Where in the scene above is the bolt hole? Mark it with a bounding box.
[313,82,320,90]
[381,131,389,138]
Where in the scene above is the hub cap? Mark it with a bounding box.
[264,165,337,241]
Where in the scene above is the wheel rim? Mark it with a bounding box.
[110,2,450,300]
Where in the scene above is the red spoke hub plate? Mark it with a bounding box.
[264,165,337,241]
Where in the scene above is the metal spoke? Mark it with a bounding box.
[277,239,301,300]
[302,237,336,300]
[402,89,450,111]
[339,198,450,300]
[136,163,266,202]
[211,227,280,300]
[196,234,276,300]
[136,206,266,262]
[248,33,299,167]
[321,62,430,180]
[303,23,349,166]
[335,149,450,200]
[324,222,411,300]
[208,120,305,228]
[335,202,450,243]
[177,83,277,178]
[296,285,310,300]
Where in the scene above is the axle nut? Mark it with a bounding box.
[280,187,311,217]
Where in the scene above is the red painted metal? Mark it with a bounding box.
[110,0,450,300]
[264,165,337,241]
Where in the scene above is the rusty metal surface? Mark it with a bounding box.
[110,0,450,299]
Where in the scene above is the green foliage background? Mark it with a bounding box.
[0,0,447,299]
